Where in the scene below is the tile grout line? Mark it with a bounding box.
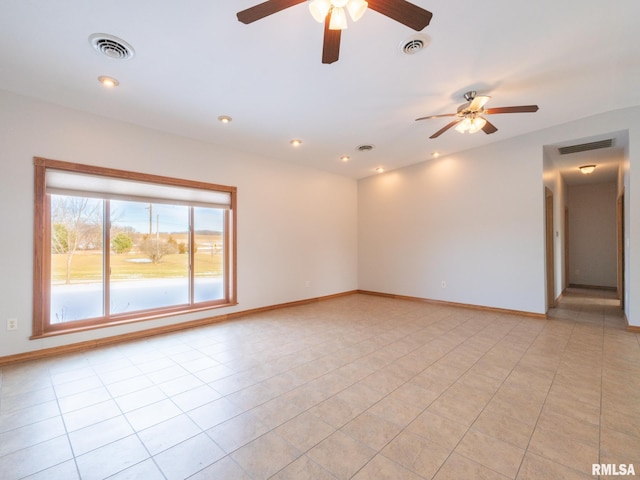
[351,314,532,479]
[431,315,552,480]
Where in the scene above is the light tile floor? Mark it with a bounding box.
[1,288,639,479]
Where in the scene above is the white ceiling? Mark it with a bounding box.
[1,0,638,180]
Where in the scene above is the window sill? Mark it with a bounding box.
[31,301,238,340]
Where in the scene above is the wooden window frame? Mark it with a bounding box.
[32,157,237,338]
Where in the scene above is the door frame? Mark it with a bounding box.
[545,187,555,310]
[617,190,625,309]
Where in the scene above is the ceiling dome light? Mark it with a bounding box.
[375,167,384,173]
[218,115,232,123]
[98,76,119,88]
[579,165,596,175]
[290,139,302,147]
[340,155,350,162]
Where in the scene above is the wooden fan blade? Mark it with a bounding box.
[482,119,498,135]
[367,0,433,31]
[237,0,306,24]
[322,11,341,64]
[430,119,461,139]
[468,95,491,112]
[484,105,539,115]
[415,113,458,121]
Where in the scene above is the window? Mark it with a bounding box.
[33,157,237,337]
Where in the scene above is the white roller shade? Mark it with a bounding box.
[46,170,232,209]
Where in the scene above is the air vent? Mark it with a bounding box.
[356,144,375,152]
[399,34,431,55]
[89,34,135,60]
[558,139,613,155]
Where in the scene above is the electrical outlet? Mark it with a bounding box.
[7,318,17,331]
[441,281,446,289]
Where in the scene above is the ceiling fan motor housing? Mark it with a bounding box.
[457,102,473,115]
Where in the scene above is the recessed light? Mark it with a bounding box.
[218,115,232,124]
[340,155,350,162]
[431,151,440,158]
[290,139,302,147]
[375,167,385,173]
[98,76,119,88]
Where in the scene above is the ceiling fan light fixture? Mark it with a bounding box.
[329,6,348,30]
[416,92,538,139]
[239,0,432,64]
[579,165,596,175]
[309,0,331,22]
[455,117,471,133]
[455,115,486,134]
[346,0,368,21]
[468,116,487,134]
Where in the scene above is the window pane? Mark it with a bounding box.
[110,200,189,314]
[35,159,237,337]
[50,195,104,323]
[193,207,225,303]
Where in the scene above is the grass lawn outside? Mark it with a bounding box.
[52,250,223,284]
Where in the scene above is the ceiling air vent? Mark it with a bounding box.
[399,34,431,55]
[558,138,613,155]
[89,33,135,60]
[356,144,375,152]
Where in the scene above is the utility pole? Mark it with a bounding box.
[148,203,153,236]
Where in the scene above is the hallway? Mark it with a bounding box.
[548,287,625,326]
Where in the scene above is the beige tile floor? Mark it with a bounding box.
[1,288,639,479]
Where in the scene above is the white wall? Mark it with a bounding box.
[360,107,640,323]
[0,90,358,357]
[568,182,618,288]
[2,92,639,359]
[358,136,546,314]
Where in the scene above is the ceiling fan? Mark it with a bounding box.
[236,0,433,64]
[415,91,539,139]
